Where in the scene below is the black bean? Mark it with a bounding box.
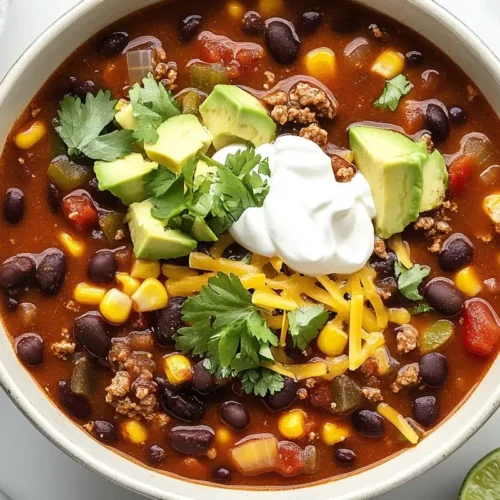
[243,11,264,35]
[47,182,61,213]
[0,256,34,294]
[334,448,357,465]
[213,467,232,482]
[450,106,466,123]
[413,396,439,427]
[192,361,216,394]
[263,376,298,411]
[406,50,423,65]
[299,11,323,35]
[376,277,399,303]
[222,243,250,261]
[168,425,214,455]
[160,384,206,422]
[6,297,18,311]
[264,19,301,64]
[35,248,66,294]
[370,250,397,279]
[93,420,118,442]
[180,15,202,41]
[15,333,44,366]
[219,401,250,430]
[425,103,450,142]
[99,32,129,57]
[69,78,98,100]
[3,188,24,224]
[73,313,110,361]
[424,278,464,317]
[147,445,166,465]
[352,409,385,438]
[58,380,92,420]
[87,251,117,284]
[439,233,474,272]
[419,353,448,388]
[154,297,186,346]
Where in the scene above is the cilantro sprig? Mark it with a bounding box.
[395,262,430,301]
[175,273,283,396]
[129,74,180,144]
[143,146,270,236]
[289,305,329,350]
[374,74,413,111]
[55,90,134,161]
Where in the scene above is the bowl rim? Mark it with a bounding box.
[0,0,500,499]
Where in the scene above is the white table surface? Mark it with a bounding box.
[0,0,499,499]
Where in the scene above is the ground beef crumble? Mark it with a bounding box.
[51,328,75,360]
[392,363,420,393]
[331,155,356,182]
[396,324,419,354]
[299,123,328,148]
[373,236,388,259]
[105,339,159,421]
[362,387,383,403]
[361,356,380,377]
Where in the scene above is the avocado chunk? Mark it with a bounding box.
[200,85,277,150]
[126,200,197,260]
[94,153,158,206]
[419,149,448,212]
[115,101,137,130]
[191,216,218,242]
[144,114,213,174]
[349,126,428,239]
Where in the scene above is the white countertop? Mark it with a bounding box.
[0,0,499,499]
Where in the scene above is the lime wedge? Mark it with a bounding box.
[459,448,500,500]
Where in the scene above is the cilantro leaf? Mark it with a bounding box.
[412,302,434,315]
[288,305,329,350]
[241,368,284,397]
[129,73,180,144]
[55,91,134,161]
[395,262,430,301]
[143,165,177,198]
[175,273,280,395]
[150,176,187,221]
[374,74,413,111]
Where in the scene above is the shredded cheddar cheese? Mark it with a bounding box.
[280,312,289,346]
[389,234,412,269]
[189,252,260,276]
[348,293,364,370]
[209,233,234,259]
[377,403,420,444]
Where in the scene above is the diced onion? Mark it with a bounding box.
[462,132,493,167]
[343,37,371,68]
[480,164,500,185]
[229,435,279,475]
[122,35,162,54]
[126,49,153,84]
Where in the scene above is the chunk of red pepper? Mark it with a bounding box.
[462,298,500,356]
[62,193,98,231]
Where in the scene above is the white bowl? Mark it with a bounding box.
[0,0,8,37]
[0,0,499,499]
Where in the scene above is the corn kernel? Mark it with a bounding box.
[305,48,337,82]
[483,194,500,224]
[131,277,169,312]
[116,273,141,296]
[121,419,148,444]
[227,1,244,18]
[161,263,199,280]
[278,410,306,440]
[100,288,133,324]
[164,354,193,385]
[215,426,234,446]
[58,232,85,257]
[455,266,482,297]
[321,422,350,446]
[130,258,161,279]
[14,121,47,150]
[74,282,106,306]
[317,322,348,356]
[388,307,411,325]
[258,0,283,17]
[371,49,405,79]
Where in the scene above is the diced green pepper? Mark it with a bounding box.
[99,211,127,243]
[47,155,93,192]
[330,375,362,415]
[182,91,202,116]
[419,319,455,354]
[189,63,229,94]
[70,356,96,397]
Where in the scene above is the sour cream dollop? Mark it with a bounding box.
[212,136,376,276]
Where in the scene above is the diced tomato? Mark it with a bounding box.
[307,382,332,408]
[403,104,425,135]
[462,298,500,356]
[62,193,98,230]
[448,155,477,197]
[278,441,304,477]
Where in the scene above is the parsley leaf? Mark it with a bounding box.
[374,74,414,111]
[175,273,281,396]
[412,302,434,315]
[289,305,329,350]
[395,262,430,301]
[241,368,284,397]
[129,74,180,144]
[55,91,134,161]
